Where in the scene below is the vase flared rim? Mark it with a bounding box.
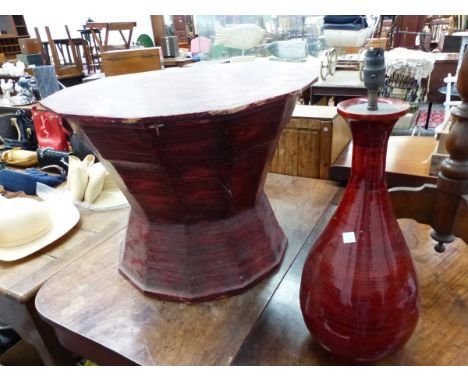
[337,97,409,121]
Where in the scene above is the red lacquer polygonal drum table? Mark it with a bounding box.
[40,61,317,302]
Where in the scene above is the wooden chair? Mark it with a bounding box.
[430,17,452,50]
[86,22,136,52]
[78,28,102,73]
[39,26,84,80]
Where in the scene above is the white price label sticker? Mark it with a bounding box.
[342,232,356,244]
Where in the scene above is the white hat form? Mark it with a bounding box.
[91,171,128,211]
[0,197,79,262]
[84,162,107,204]
[67,155,128,210]
[67,154,95,202]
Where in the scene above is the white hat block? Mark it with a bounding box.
[67,154,95,202]
[84,162,107,204]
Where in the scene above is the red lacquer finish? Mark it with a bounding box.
[40,61,317,302]
[300,97,420,362]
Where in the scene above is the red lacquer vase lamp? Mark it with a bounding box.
[300,48,420,362]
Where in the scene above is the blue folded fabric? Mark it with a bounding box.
[323,23,367,31]
[323,15,368,27]
[0,168,66,195]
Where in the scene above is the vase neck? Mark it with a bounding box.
[348,119,397,185]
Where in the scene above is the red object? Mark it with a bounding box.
[38,61,316,302]
[32,106,69,151]
[300,97,420,362]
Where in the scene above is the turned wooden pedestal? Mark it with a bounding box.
[40,61,317,302]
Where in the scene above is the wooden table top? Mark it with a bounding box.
[35,173,340,365]
[86,22,137,29]
[433,52,460,62]
[163,56,195,67]
[40,61,318,120]
[0,207,129,303]
[35,173,468,365]
[330,136,438,187]
[310,70,367,100]
[232,217,468,366]
[0,103,36,112]
[292,104,338,120]
[313,70,365,90]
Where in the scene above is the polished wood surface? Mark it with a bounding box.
[430,49,468,247]
[330,136,438,187]
[35,174,340,365]
[35,173,468,365]
[384,50,468,252]
[233,218,468,366]
[0,207,129,365]
[0,208,128,302]
[299,98,419,362]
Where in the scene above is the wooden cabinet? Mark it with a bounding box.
[171,15,194,46]
[270,105,351,179]
[0,15,29,60]
[392,15,426,49]
[101,48,162,76]
[426,52,459,104]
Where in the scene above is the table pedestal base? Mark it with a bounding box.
[119,193,287,302]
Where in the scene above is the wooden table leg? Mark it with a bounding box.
[0,295,75,365]
[309,86,315,105]
[424,102,433,130]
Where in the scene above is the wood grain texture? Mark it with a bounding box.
[0,207,129,302]
[0,207,129,365]
[300,107,419,362]
[70,93,300,301]
[35,174,340,365]
[330,136,438,187]
[281,129,299,175]
[101,48,162,76]
[330,115,351,164]
[430,48,468,248]
[40,61,318,302]
[150,16,166,47]
[318,121,331,179]
[297,129,318,178]
[270,106,350,180]
[232,218,468,366]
